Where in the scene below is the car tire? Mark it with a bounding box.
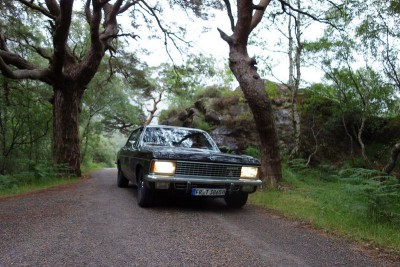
[224,192,248,208]
[137,168,154,207]
[117,166,129,188]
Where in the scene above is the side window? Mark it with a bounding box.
[126,128,143,148]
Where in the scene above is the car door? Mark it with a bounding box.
[120,128,143,180]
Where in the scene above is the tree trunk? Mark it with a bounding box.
[52,86,82,177]
[341,116,354,155]
[218,0,282,187]
[288,0,302,158]
[229,50,282,187]
[357,116,370,166]
[383,143,400,176]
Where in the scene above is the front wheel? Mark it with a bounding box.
[117,167,129,188]
[137,169,154,207]
[224,192,248,208]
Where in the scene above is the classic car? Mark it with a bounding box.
[116,125,262,208]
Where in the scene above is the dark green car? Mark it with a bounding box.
[116,125,262,208]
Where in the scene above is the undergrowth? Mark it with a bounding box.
[0,161,78,196]
[250,159,400,252]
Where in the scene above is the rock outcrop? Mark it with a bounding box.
[160,87,295,153]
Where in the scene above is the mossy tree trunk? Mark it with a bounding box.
[219,0,282,187]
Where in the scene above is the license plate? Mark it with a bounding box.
[191,188,226,196]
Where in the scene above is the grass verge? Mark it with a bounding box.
[0,177,79,197]
[249,164,400,254]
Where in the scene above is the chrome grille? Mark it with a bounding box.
[175,161,241,178]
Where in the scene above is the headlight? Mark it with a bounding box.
[240,166,259,179]
[150,161,176,175]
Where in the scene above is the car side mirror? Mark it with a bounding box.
[128,140,136,148]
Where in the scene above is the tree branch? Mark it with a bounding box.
[217,28,233,44]
[0,54,51,81]
[52,0,73,74]
[235,0,253,49]
[17,0,56,19]
[278,0,341,29]
[250,0,271,31]
[140,1,188,64]
[222,0,235,32]
[119,0,140,14]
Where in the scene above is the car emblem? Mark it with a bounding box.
[209,156,216,161]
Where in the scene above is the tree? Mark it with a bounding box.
[218,0,282,187]
[286,0,304,157]
[0,1,141,176]
[0,1,226,176]
[305,0,399,166]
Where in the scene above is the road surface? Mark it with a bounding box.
[0,169,396,266]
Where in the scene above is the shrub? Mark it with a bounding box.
[0,161,73,191]
[194,120,213,132]
[244,146,260,159]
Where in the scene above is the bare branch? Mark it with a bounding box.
[306,115,323,166]
[17,0,56,19]
[52,0,73,74]
[44,0,60,17]
[0,54,51,81]
[139,1,188,64]
[85,0,92,24]
[250,0,272,31]
[119,0,140,14]
[278,0,341,30]
[222,0,235,32]
[0,33,53,84]
[217,28,232,45]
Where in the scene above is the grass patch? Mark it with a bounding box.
[0,176,79,197]
[249,163,400,253]
[0,161,88,197]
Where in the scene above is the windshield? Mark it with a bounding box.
[142,127,218,151]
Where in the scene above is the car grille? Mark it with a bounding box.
[175,161,241,178]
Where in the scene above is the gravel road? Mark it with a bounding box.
[0,168,396,267]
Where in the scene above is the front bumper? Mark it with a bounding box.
[146,174,262,185]
[145,174,262,194]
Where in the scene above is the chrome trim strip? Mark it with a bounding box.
[145,174,262,186]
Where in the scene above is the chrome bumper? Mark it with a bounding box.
[145,174,262,186]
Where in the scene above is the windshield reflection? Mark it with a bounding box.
[142,127,218,151]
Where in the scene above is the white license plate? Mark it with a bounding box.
[191,188,226,196]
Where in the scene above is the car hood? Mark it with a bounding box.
[142,146,260,165]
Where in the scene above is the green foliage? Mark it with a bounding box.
[244,146,260,159]
[0,162,74,192]
[389,1,400,13]
[250,163,400,251]
[0,79,53,175]
[264,81,279,99]
[193,121,213,132]
[193,86,224,100]
[338,168,400,224]
[158,108,179,124]
[157,55,221,108]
